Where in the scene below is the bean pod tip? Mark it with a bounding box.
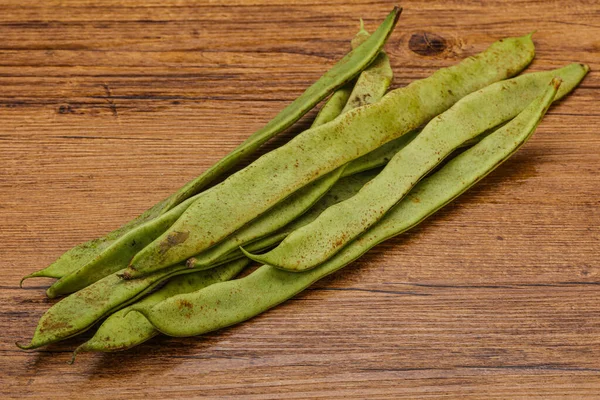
[15,341,32,350]
[238,246,266,266]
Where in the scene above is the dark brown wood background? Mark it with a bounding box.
[1,0,598,398]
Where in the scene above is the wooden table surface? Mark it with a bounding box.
[1,0,598,398]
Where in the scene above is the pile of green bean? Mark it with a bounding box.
[16,7,589,362]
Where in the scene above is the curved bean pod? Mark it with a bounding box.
[16,258,249,349]
[17,25,398,350]
[123,33,535,279]
[44,196,198,298]
[72,259,247,359]
[20,7,400,284]
[22,17,392,292]
[36,22,370,295]
[189,168,382,268]
[132,78,564,338]
[245,63,589,271]
[185,24,395,270]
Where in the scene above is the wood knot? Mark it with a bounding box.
[57,104,75,114]
[408,32,448,56]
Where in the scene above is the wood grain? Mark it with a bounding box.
[1,0,598,398]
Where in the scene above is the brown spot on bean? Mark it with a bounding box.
[177,299,193,310]
[40,318,73,333]
[159,231,190,254]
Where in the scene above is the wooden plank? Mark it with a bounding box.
[0,0,598,398]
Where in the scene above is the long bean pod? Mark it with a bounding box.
[16,258,249,350]
[184,25,394,270]
[123,33,536,279]
[50,22,390,296]
[67,27,396,355]
[19,169,384,350]
[18,53,398,350]
[20,6,401,284]
[245,63,589,271]
[132,78,563,337]
[72,260,247,359]
[44,196,197,298]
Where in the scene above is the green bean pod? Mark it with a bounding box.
[18,39,399,350]
[19,169,383,350]
[123,33,536,279]
[131,78,564,338]
[20,7,401,284]
[185,24,395,270]
[43,196,199,298]
[245,63,589,271]
[69,25,397,355]
[48,23,389,295]
[16,258,249,350]
[189,168,382,268]
[71,136,351,356]
[71,260,247,360]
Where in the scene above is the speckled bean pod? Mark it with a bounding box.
[16,258,249,350]
[71,259,248,359]
[123,33,535,279]
[245,63,589,271]
[130,78,564,338]
[65,25,397,355]
[184,24,394,270]
[20,7,400,284]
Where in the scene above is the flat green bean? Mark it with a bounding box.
[20,7,400,284]
[45,76,351,297]
[131,78,563,338]
[189,168,382,268]
[19,68,394,350]
[184,24,394,270]
[44,195,197,298]
[72,260,247,360]
[123,33,535,279]
[245,63,589,271]
[16,258,249,349]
